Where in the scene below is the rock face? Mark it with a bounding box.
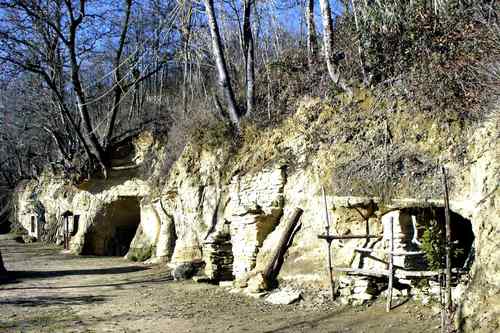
[11,111,498,332]
[225,167,286,279]
[12,132,158,260]
[455,118,499,332]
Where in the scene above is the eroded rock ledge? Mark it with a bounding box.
[12,116,499,332]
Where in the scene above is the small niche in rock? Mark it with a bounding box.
[82,197,141,256]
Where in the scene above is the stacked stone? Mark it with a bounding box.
[338,276,380,304]
[204,233,234,281]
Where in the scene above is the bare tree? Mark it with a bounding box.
[306,0,318,68]
[203,0,240,130]
[243,0,255,115]
[180,0,194,114]
[319,0,348,90]
[351,0,368,84]
[104,0,133,147]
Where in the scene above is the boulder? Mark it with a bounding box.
[266,289,302,305]
[22,235,36,243]
[172,262,196,281]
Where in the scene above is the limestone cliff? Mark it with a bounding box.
[11,97,499,332]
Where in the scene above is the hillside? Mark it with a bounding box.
[0,1,499,332]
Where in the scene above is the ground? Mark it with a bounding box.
[0,235,440,333]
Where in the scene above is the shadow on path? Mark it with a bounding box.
[9,266,149,280]
[1,275,172,291]
[0,294,109,307]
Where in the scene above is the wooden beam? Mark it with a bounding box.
[354,247,425,256]
[331,267,388,278]
[331,267,442,278]
[318,234,382,241]
[391,250,425,256]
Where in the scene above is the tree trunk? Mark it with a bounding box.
[105,0,133,147]
[243,0,255,116]
[319,0,348,90]
[351,0,369,85]
[66,3,109,177]
[262,208,304,287]
[203,0,240,130]
[306,0,318,68]
[181,0,193,114]
[41,126,71,164]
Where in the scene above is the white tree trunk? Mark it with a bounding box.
[204,0,240,130]
[319,0,348,90]
[306,0,317,68]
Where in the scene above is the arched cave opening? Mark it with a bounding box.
[405,207,475,270]
[82,197,141,256]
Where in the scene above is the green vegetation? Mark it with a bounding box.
[421,220,465,270]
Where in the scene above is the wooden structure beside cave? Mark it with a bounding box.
[317,198,474,311]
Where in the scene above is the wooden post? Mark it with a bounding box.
[442,166,452,330]
[440,272,446,333]
[322,186,336,300]
[386,216,394,312]
[64,217,68,250]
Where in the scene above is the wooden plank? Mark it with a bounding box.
[354,247,425,256]
[331,267,389,278]
[391,250,425,256]
[318,234,382,241]
[396,270,440,278]
[331,266,442,278]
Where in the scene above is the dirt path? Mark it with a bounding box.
[0,237,440,333]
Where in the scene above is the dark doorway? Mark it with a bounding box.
[410,207,475,270]
[82,197,141,256]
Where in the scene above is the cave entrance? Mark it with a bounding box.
[82,197,141,256]
[398,207,475,271]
